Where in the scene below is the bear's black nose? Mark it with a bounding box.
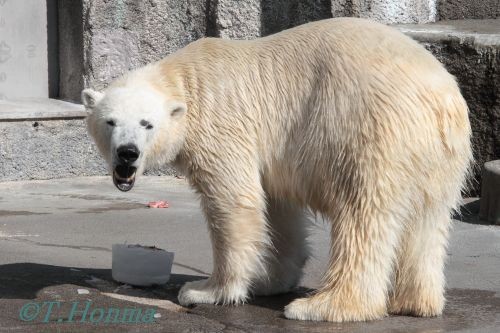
[117,144,140,165]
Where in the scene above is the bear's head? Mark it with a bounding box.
[82,85,187,192]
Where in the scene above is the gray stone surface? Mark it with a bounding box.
[59,0,209,101]
[396,19,500,195]
[438,0,500,20]
[396,19,500,45]
[47,0,59,98]
[81,0,208,96]
[0,177,499,332]
[58,0,84,102]
[0,119,107,181]
[58,0,441,102]
[212,0,262,39]
[0,98,85,120]
[332,0,437,23]
[261,0,332,36]
[480,160,500,224]
[0,116,175,182]
[0,0,48,99]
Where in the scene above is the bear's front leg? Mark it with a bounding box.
[178,175,270,306]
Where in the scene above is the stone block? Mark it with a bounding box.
[58,0,208,101]
[0,99,176,181]
[479,160,500,224]
[438,0,500,20]
[58,0,84,102]
[332,0,437,24]
[0,118,107,181]
[261,0,332,36]
[211,0,262,39]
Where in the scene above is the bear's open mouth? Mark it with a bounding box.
[113,165,137,192]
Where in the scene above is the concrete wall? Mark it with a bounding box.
[0,119,106,180]
[47,0,59,98]
[438,0,500,20]
[82,0,208,98]
[261,0,332,36]
[333,0,437,24]
[58,0,84,102]
[0,0,48,99]
[59,0,439,101]
[212,0,262,39]
[0,118,176,181]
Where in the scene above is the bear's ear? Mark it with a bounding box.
[81,89,104,109]
[169,101,187,120]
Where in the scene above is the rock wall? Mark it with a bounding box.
[438,0,500,20]
[59,0,440,101]
[0,118,176,181]
[58,0,85,103]
[333,0,437,24]
[82,0,208,96]
[0,119,106,180]
[429,43,499,195]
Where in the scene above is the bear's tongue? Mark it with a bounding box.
[113,165,137,192]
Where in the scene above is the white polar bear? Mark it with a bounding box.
[83,18,472,322]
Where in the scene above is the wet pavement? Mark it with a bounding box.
[0,176,499,332]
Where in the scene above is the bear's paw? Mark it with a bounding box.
[178,279,248,306]
[284,292,387,322]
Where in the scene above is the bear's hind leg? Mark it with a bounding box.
[389,209,450,317]
[284,207,403,322]
[253,199,311,296]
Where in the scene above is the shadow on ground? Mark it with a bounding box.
[452,198,498,226]
[0,262,309,311]
[0,263,206,302]
[0,263,498,332]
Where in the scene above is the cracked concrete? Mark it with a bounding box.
[0,176,499,332]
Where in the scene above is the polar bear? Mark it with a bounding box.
[83,18,472,322]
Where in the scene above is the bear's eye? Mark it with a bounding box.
[140,119,153,130]
[106,120,115,127]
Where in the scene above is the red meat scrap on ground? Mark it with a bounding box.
[147,201,169,208]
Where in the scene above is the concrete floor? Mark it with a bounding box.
[0,176,498,332]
